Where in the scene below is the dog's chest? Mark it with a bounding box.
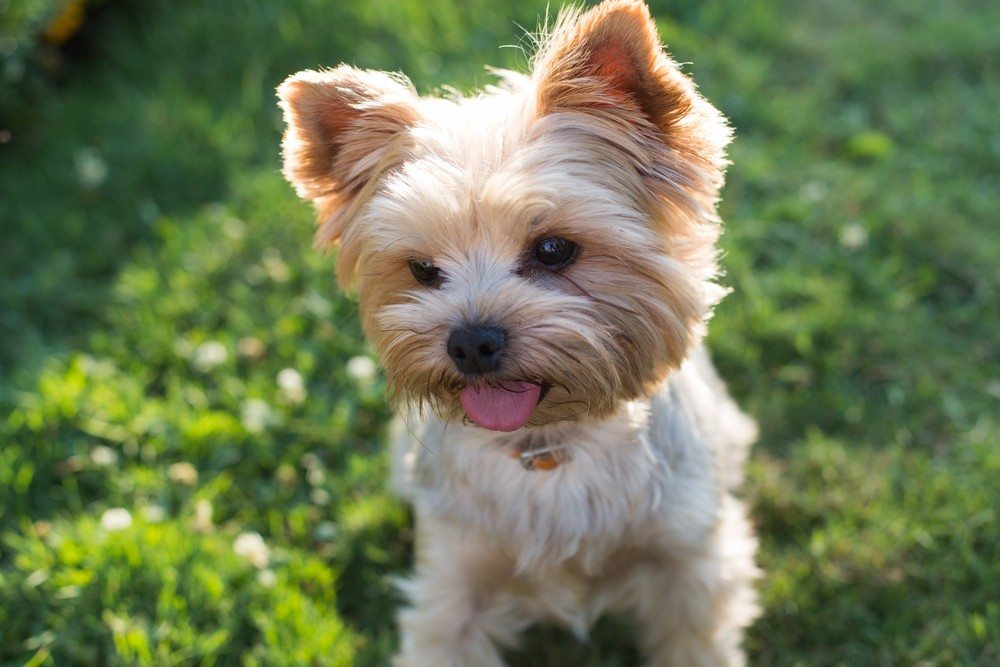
[517,545,667,637]
[409,406,689,570]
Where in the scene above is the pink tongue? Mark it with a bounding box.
[460,382,542,432]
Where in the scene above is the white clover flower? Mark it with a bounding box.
[142,505,167,524]
[306,467,325,487]
[241,399,273,434]
[100,508,132,531]
[234,531,269,568]
[309,488,331,506]
[237,336,265,360]
[192,499,214,533]
[257,569,277,588]
[167,462,198,486]
[300,452,322,470]
[75,146,108,188]
[840,223,869,250]
[223,216,246,241]
[193,341,228,372]
[800,179,828,203]
[277,367,306,404]
[302,291,332,318]
[346,355,377,385]
[89,445,118,467]
[261,248,291,283]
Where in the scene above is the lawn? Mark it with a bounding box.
[1,0,998,664]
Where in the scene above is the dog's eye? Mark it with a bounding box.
[408,258,442,286]
[533,237,579,270]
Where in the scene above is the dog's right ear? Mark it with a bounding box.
[278,67,421,275]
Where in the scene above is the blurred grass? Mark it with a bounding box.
[0,0,998,664]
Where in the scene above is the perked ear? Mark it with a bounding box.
[277,66,420,272]
[532,0,731,215]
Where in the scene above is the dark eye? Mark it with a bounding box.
[533,237,579,270]
[408,258,442,286]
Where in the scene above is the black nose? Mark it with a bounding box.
[447,325,506,374]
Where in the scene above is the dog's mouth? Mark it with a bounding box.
[459,382,546,432]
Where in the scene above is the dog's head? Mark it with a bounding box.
[278,0,731,431]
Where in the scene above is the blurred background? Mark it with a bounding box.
[1,0,997,664]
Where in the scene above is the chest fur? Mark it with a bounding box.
[406,400,720,572]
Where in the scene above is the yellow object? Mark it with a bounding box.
[43,1,87,45]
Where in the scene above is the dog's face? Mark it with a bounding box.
[278,0,731,430]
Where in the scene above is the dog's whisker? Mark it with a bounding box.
[400,410,433,455]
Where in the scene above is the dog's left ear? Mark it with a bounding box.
[278,67,421,281]
[533,0,730,212]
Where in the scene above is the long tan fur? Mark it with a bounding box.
[278,1,759,664]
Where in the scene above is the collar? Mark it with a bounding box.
[509,442,569,471]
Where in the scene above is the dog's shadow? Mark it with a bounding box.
[508,618,640,666]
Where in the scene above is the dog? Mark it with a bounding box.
[278,1,759,664]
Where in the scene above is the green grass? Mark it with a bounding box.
[1,0,997,664]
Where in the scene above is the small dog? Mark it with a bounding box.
[278,1,759,664]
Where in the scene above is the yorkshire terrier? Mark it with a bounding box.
[278,1,759,664]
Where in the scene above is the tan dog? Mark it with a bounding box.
[278,1,759,664]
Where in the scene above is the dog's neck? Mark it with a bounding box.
[484,398,652,471]
[412,395,665,572]
[507,429,571,471]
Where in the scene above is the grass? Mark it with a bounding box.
[1,0,997,664]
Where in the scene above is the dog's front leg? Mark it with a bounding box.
[630,498,759,667]
[393,513,528,667]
